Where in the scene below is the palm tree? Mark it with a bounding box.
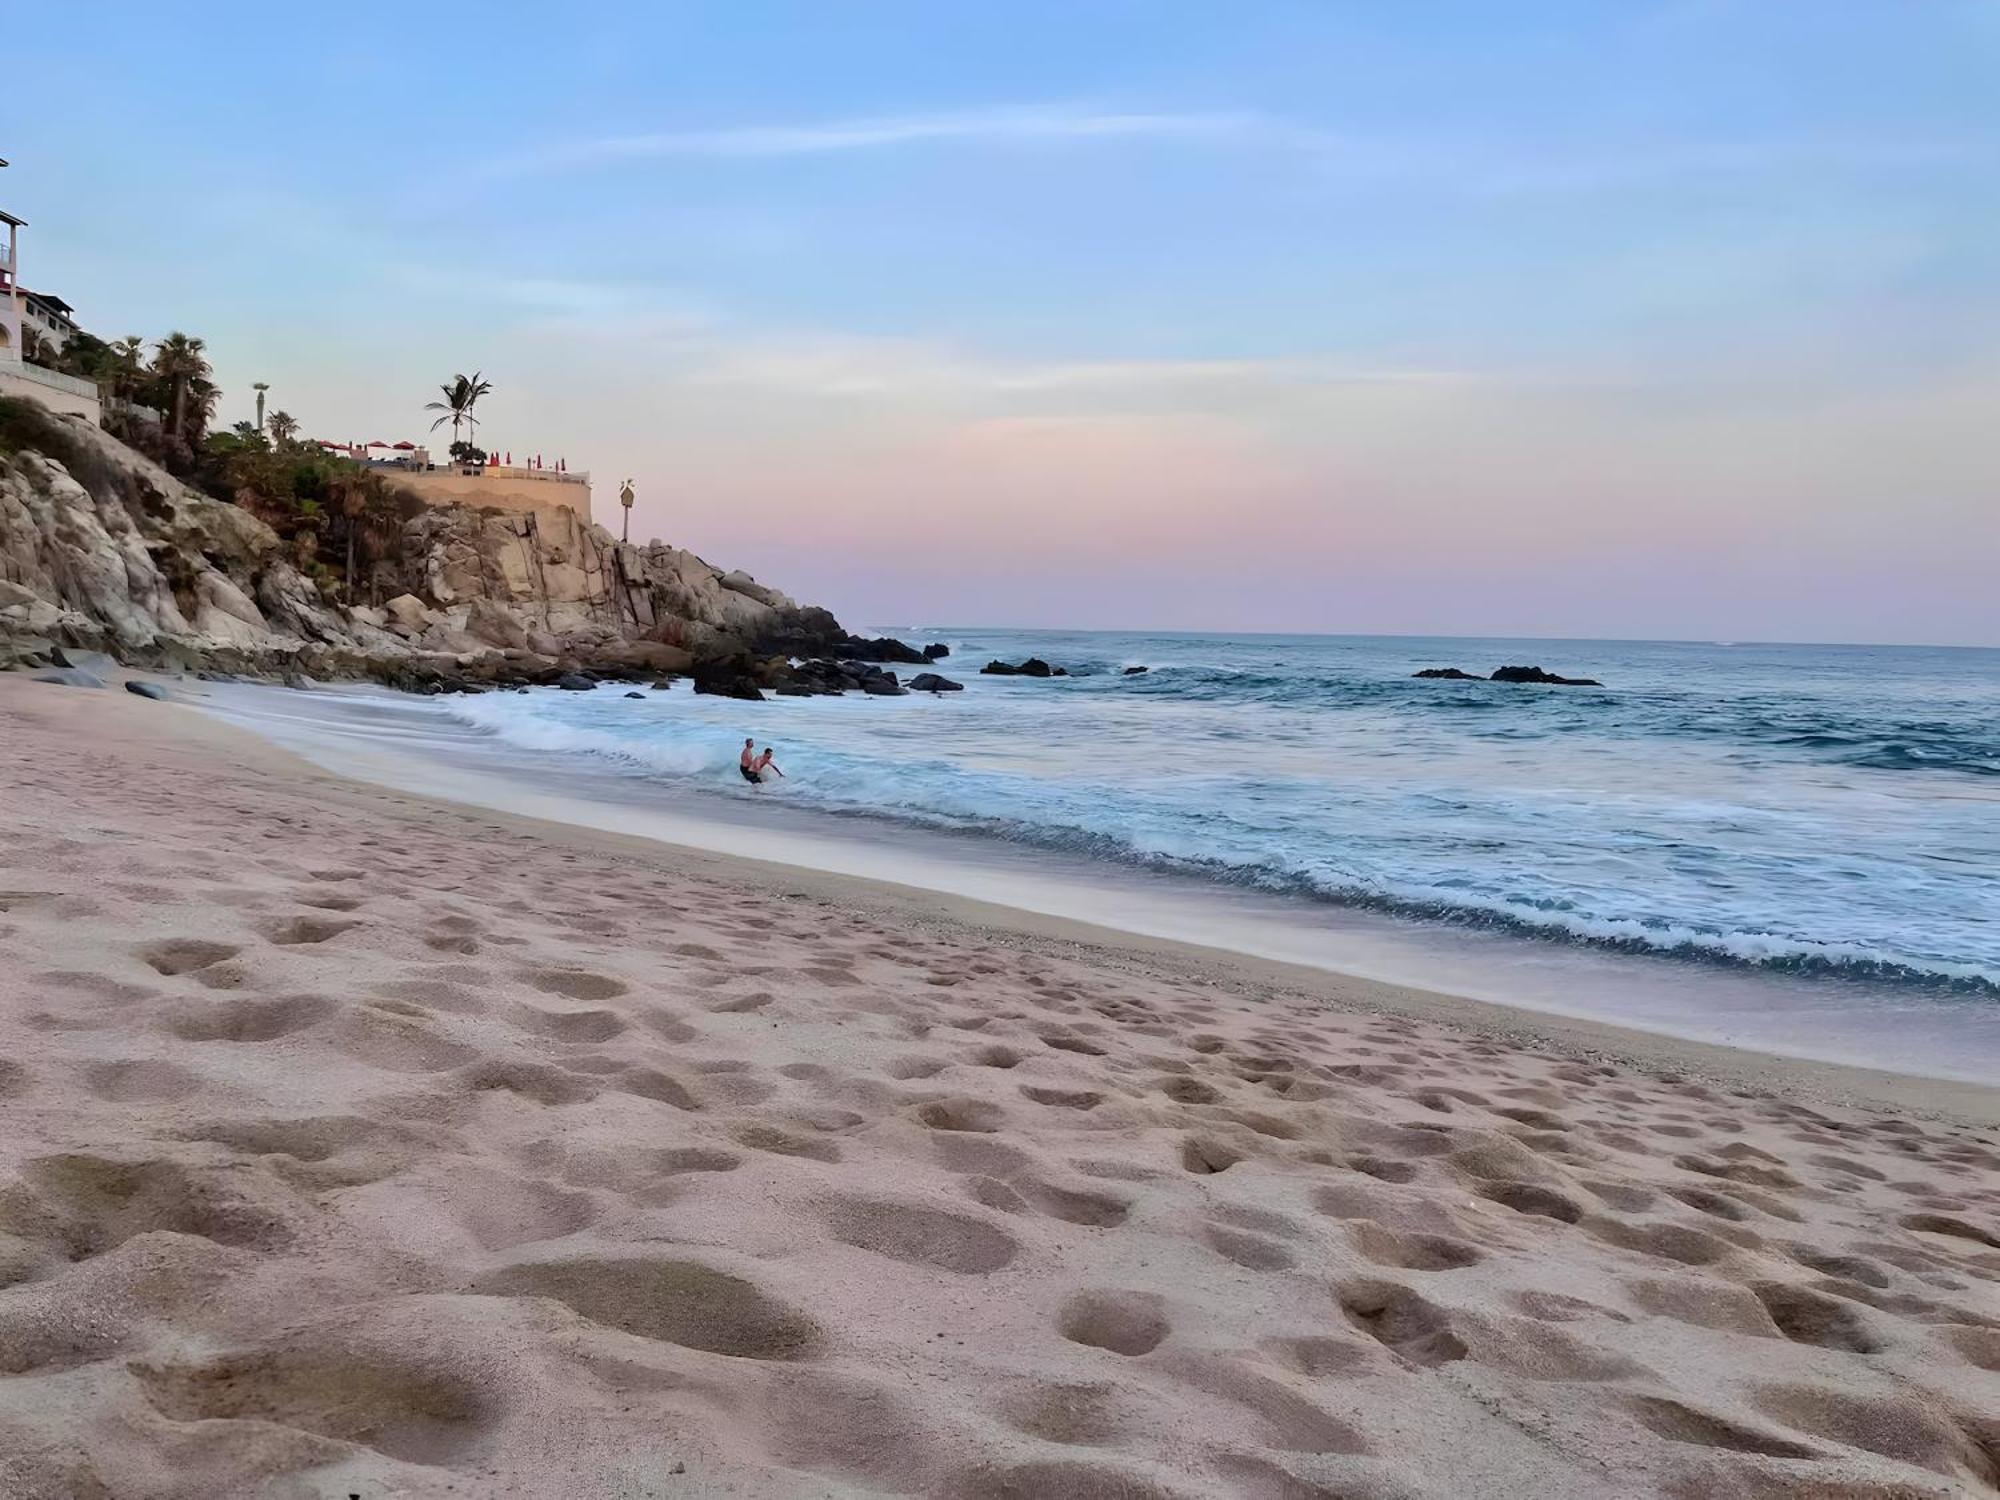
[424,371,492,455]
[109,337,147,403]
[267,410,300,446]
[153,332,212,440]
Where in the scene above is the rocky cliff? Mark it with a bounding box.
[0,396,847,690]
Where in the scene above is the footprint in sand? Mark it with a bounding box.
[917,1097,1008,1134]
[164,993,334,1043]
[510,1004,629,1043]
[1203,1222,1297,1271]
[1021,1085,1104,1111]
[81,1059,204,1104]
[258,915,361,947]
[1180,1136,1247,1174]
[1347,1221,1483,1272]
[1338,1280,1467,1367]
[735,1123,842,1163]
[1057,1290,1170,1356]
[824,1196,1018,1274]
[525,968,631,1002]
[133,1340,492,1464]
[135,938,240,977]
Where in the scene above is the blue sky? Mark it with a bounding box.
[9,2,1999,642]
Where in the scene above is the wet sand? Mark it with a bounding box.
[0,674,1995,1498]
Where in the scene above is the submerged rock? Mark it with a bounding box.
[908,672,963,693]
[1490,665,1603,687]
[1123,665,1148,675]
[981,657,1058,678]
[1413,665,1604,686]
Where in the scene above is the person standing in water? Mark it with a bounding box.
[739,737,760,784]
[755,746,785,782]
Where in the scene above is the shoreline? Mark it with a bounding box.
[195,675,2000,1110]
[3,670,1997,1498]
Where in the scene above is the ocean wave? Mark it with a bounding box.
[433,689,2000,997]
[441,695,733,777]
[831,805,2000,996]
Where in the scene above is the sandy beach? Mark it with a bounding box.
[0,673,1995,1500]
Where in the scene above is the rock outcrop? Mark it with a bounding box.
[981,657,1066,678]
[1413,665,1604,687]
[0,396,851,690]
[1490,664,1603,687]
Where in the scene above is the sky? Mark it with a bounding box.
[8,1,1999,644]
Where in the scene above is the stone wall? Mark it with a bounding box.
[0,363,101,424]
[395,466,593,525]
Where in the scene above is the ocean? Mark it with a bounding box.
[203,631,2000,1079]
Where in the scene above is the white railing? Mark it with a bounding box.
[472,464,589,484]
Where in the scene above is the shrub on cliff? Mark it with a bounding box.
[197,427,424,604]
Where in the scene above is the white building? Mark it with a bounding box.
[0,186,102,422]
[20,289,78,355]
[0,207,23,360]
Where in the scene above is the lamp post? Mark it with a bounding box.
[619,478,635,544]
[252,382,270,433]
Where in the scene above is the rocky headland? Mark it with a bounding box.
[0,396,910,700]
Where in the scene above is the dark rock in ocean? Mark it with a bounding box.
[1123,665,1149,675]
[649,679,676,691]
[33,667,105,689]
[838,635,928,665]
[861,673,907,696]
[1053,666,1068,676]
[556,673,599,691]
[695,680,765,702]
[982,657,1058,678]
[124,680,170,700]
[693,655,768,701]
[1413,667,1483,680]
[922,643,950,660]
[1490,665,1603,687]
[908,672,963,693]
[774,682,815,697]
[624,691,646,699]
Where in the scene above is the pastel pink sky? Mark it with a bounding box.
[11,2,1999,643]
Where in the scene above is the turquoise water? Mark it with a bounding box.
[436,631,2000,997]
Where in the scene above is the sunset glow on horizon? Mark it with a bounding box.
[11,2,1997,644]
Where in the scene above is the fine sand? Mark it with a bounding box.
[0,675,1996,1500]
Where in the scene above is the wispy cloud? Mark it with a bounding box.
[665,333,1480,405]
[475,100,1989,195]
[476,106,1268,179]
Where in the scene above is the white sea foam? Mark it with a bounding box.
[419,627,2000,996]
